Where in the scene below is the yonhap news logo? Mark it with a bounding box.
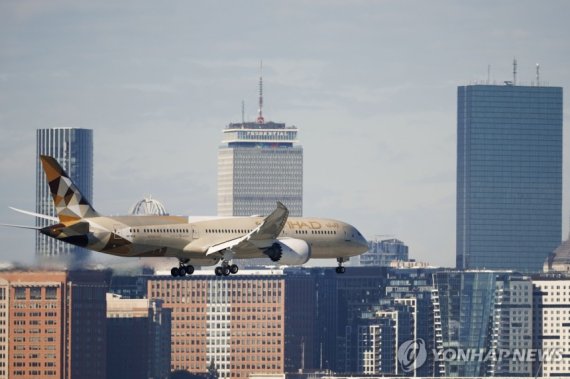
[397,338,427,372]
[397,339,564,372]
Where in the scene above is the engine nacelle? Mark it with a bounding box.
[264,238,311,266]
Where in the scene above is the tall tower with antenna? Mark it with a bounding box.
[256,61,265,124]
[218,62,303,218]
[513,58,517,85]
[456,65,563,273]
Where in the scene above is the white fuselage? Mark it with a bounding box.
[75,215,368,265]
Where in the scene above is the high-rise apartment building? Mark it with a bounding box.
[489,274,534,376]
[147,271,286,379]
[433,271,534,377]
[434,271,499,377]
[356,307,399,375]
[359,238,409,267]
[285,266,442,375]
[532,275,570,377]
[36,128,94,264]
[456,84,563,272]
[106,294,171,379]
[0,270,109,379]
[217,71,302,217]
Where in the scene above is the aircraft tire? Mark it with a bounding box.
[178,267,187,276]
[230,264,239,274]
[222,267,231,276]
[186,265,195,275]
[215,267,223,276]
[171,267,180,277]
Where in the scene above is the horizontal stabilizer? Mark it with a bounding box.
[0,223,42,230]
[9,207,59,222]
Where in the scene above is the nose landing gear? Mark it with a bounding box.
[335,257,347,274]
[170,259,195,277]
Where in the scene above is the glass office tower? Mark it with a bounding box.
[36,128,93,264]
[456,84,563,272]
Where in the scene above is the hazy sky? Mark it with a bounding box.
[1,0,569,267]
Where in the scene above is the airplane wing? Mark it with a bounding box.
[204,201,289,256]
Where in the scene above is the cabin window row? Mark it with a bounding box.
[206,229,249,234]
[131,228,189,234]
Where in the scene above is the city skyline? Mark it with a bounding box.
[1,1,570,267]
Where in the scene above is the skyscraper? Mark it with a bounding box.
[217,68,303,217]
[36,128,93,264]
[0,270,109,379]
[456,83,563,271]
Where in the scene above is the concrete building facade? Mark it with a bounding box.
[218,121,303,217]
[532,275,570,377]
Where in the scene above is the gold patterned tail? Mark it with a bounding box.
[39,155,99,222]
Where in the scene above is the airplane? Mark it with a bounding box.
[3,155,369,277]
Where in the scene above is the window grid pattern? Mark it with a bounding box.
[35,128,93,262]
[456,85,563,271]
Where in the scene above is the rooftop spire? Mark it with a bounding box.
[256,60,265,124]
[513,58,517,85]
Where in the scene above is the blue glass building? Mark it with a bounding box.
[36,128,93,264]
[434,271,497,377]
[434,271,534,377]
[456,84,563,272]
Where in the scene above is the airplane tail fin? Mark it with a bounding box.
[39,155,99,222]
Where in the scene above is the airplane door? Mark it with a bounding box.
[191,226,199,240]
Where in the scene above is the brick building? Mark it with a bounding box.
[0,270,109,379]
[148,270,285,379]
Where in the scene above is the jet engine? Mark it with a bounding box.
[263,238,311,266]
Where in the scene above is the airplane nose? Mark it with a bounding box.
[353,228,369,253]
[357,234,368,251]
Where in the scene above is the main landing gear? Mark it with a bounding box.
[214,261,239,277]
[170,259,195,277]
[213,250,239,277]
[335,257,347,274]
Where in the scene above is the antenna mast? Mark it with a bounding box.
[256,60,265,124]
[536,63,540,86]
[487,64,491,84]
[241,100,245,126]
[513,58,517,85]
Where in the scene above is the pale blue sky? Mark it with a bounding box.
[1,0,569,267]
